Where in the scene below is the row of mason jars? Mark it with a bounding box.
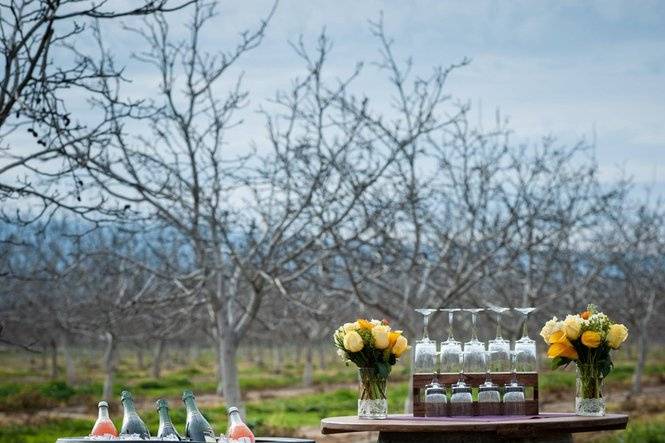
[425,380,527,417]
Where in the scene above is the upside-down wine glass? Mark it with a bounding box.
[414,308,438,373]
[513,307,537,373]
[487,306,512,373]
[439,308,463,374]
[462,308,486,374]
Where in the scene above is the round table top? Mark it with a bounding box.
[56,437,315,443]
[321,413,629,436]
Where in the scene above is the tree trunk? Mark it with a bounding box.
[189,345,200,363]
[272,346,284,373]
[218,334,242,410]
[632,291,656,395]
[302,345,314,387]
[137,346,145,370]
[40,345,48,370]
[632,327,648,394]
[256,345,266,368]
[50,338,59,379]
[152,340,165,379]
[295,344,303,364]
[62,334,77,385]
[318,345,326,370]
[215,338,224,395]
[102,332,117,401]
[249,344,261,365]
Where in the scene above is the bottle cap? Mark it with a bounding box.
[182,390,195,400]
[425,387,445,396]
[120,391,132,401]
[227,406,239,414]
[155,399,169,410]
[98,401,109,408]
[452,385,471,394]
[479,385,499,392]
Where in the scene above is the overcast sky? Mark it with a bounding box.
[93,0,665,192]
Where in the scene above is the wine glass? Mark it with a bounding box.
[487,306,511,373]
[513,307,537,372]
[439,308,462,373]
[462,308,486,374]
[414,308,438,373]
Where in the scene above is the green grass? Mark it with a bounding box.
[0,348,663,442]
[0,419,91,443]
[540,370,576,392]
[589,421,665,443]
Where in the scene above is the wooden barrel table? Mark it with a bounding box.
[321,413,629,443]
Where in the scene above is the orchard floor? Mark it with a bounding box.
[0,348,663,443]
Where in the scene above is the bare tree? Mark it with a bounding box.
[72,3,408,409]
[596,197,665,394]
[0,0,193,225]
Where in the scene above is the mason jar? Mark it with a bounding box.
[478,385,501,416]
[503,385,525,415]
[449,385,473,416]
[425,383,448,417]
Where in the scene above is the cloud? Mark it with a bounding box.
[8,0,664,193]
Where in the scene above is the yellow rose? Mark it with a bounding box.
[580,330,602,348]
[343,330,364,353]
[388,331,400,349]
[563,315,582,340]
[607,324,628,349]
[357,319,373,330]
[342,322,359,333]
[547,341,579,360]
[392,335,408,357]
[540,318,560,344]
[548,329,568,345]
[372,325,390,349]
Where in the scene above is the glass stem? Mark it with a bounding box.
[423,315,429,340]
[496,313,502,339]
[447,312,454,341]
[471,312,478,341]
[522,315,528,338]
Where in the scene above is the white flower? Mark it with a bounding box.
[342,322,359,333]
[563,315,582,340]
[540,317,561,343]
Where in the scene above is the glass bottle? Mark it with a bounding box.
[503,384,526,415]
[156,398,181,440]
[226,406,255,442]
[424,378,447,417]
[120,391,150,438]
[183,390,216,442]
[90,400,118,437]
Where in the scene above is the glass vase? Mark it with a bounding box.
[357,367,388,419]
[576,363,605,416]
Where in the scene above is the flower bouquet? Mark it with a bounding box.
[334,319,409,419]
[540,305,628,416]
